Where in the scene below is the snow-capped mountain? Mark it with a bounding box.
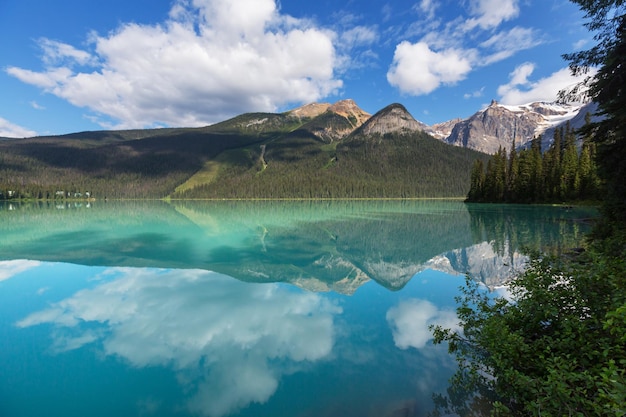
[436,100,592,154]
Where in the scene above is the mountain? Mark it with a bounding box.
[0,99,489,200]
[428,118,463,140]
[424,241,528,289]
[1,96,600,201]
[287,99,371,142]
[175,102,489,199]
[350,103,427,137]
[439,100,592,154]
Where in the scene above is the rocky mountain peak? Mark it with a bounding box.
[287,102,331,119]
[355,103,427,137]
[288,99,372,142]
[328,99,371,127]
[443,100,587,154]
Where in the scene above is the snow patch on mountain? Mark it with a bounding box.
[437,100,594,154]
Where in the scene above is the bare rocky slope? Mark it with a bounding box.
[433,100,596,154]
[352,103,428,137]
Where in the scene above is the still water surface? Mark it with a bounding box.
[0,200,595,417]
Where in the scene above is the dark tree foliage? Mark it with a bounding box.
[563,1,626,72]
[560,0,626,234]
[587,16,626,234]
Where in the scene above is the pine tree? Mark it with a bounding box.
[543,128,563,200]
[468,159,486,201]
[484,147,507,202]
[507,140,519,201]
[561,121,580,199]
[530,136,544,201]
[578,113,601,199]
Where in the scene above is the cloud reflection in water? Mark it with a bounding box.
[16,267,342,417]
[0,259,41,282]
[386,298,460,350]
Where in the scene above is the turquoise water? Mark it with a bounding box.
[0,200,595,417]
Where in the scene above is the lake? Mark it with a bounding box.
[0,200,595,417]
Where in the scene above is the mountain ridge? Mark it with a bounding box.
[3,98,593,154]
[435,100,592,153]
[0,97,594,200]
[201,98,596,154]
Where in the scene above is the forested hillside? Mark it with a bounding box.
[0,104,490,200]
[0,128,266,199]
[172,129,488,199]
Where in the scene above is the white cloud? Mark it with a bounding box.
[386,298,460,349]
[7,67,73,89]
[0,118,37,138]
[30,101,46,110]
[572,38,589,50]
[480,27,543,65]
[39,39,95,66]
[497,63,590,104]
[17,267,341,417]
[340,25,378,48]
[464,0,520,30]
[5,0,343,129]
[464,86,485,99]
[387,41,473,95]
[388,0,541,96]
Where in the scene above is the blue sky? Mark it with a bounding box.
[0,0,592,137]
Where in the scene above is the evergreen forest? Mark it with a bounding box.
[466,116,601,203]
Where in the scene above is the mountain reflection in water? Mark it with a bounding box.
[0,200,594,290]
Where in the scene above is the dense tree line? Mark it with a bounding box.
[466,117,601,203]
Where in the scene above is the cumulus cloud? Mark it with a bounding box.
[5,0,343,129]
[387,0,541,96]
[387,41,473,95]
[16,267,341,417]
[0,118,38,138]
[386,298,460,350]
[497,63,591,104]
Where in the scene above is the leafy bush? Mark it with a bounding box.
[431,249,626,416]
